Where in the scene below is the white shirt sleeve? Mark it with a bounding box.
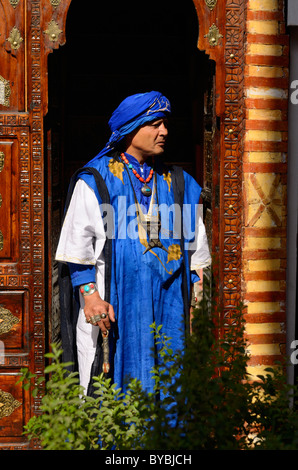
[55,179,106,265]
[189,206,211,272]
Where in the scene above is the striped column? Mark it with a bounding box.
[243,0,288,378]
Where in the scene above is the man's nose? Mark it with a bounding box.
[159,123,168,136]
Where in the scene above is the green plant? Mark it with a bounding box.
[247,365,298,450]
[142,301,254,449]
[18,272,298,450]
[18,343,155,450]
[18,346,94,450]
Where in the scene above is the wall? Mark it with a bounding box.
[286,0,298,386]
[243,0,288,378]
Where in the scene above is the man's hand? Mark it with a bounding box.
[83,291,115,335]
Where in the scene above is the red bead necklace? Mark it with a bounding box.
[120,153,154,196]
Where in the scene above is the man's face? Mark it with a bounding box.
[126,118,169,161]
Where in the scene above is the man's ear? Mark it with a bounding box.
[123,134,131,151]
[123,129,137,152]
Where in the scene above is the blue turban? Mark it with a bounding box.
[92,91,171,160]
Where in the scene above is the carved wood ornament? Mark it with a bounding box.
[0,0,245,447]
[193,0,245,330]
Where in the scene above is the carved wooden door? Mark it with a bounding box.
[0,0,33,448]
[0,0,71,449]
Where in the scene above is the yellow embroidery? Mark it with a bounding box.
[151,250,173,274]
[166,244,182,264]
[108,158,124,183]
[163,171,171,192]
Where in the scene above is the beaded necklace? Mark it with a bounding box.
[118,152,169,255]
[120,152,154,197]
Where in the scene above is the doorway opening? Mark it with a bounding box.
[45,0,217,344]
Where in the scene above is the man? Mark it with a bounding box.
[56,91,211,396]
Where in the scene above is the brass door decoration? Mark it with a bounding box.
[204,24,223,47]
[0,389,21,419]
[7,27,24,51]
[0,306,20,335]
[49,0,61,7]
[44,20,62,42]
[0,76,11,108]
[205,0,217,10]
[9,0,21,8]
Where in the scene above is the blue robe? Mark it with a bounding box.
[67,152,202,394]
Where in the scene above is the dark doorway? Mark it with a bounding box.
[45,0,215,344]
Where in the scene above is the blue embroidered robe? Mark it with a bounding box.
[67,152,203,394]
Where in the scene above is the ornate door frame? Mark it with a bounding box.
[193,0,246,327]
[0,0,245,447]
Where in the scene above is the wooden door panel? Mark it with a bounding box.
[0,373,30,442]
[0,138,19,262]
[0,0,26,112]
[0,127,31,448]
[0,289,30,445]
[0,291,29,354]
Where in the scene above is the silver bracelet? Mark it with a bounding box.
[80,282,98,296]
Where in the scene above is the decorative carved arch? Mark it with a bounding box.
[44,0,245,329]
[36,0,72,115]
[193,0,226,115]
[43,0,246,333]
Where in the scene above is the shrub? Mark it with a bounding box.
[18,273,298,450]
